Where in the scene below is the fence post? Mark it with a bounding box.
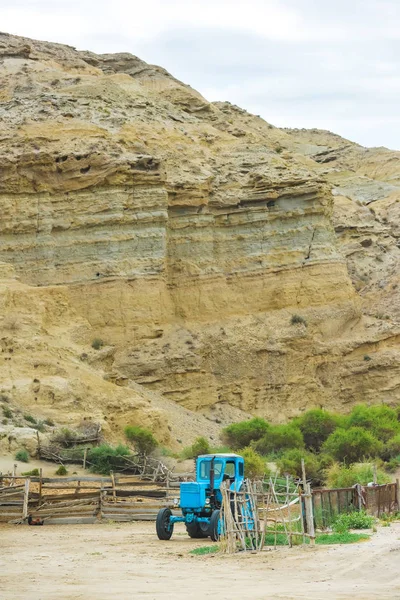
[39,468,43,507]
[304,483,315,546]
[22,478,30,520]
[396,479,399,512]
[83,448,88,471]
[110,471,116,502]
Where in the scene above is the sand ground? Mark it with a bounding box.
[1,521,400,600]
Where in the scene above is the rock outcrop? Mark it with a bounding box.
[0,33,399,443]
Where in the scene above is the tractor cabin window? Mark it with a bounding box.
[199,460,223,479]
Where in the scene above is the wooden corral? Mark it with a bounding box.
[0,471,187,524]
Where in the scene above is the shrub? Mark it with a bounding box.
[44,418,55,427]
[55,465,68,476]
[347,404,400,443]
[385,457,400,473]
[221,418,269,450]
[87,444,131,474]
[290,314,307,326]
[181,437,211,459]
[33,420,46,433]
[24,414,36,424]
[277,448,322,483]
[240,447,268,479]
[333,511,374,533]
[191,437,211,457]
[15,449,29,462]
[296,409,338,451]
[124,426,158,455]
[384,434,400,459]
[21,468,40,476]
[325,463,390,488]
[53,427,78,447]
[2,406,12,419]
[322,427,382,463]
[91,338,104,350]
[254,424,304,455]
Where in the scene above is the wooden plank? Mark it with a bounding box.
[43,517,98,525]
[112,489,166,498]
[101,502,171,510]
[34,476,112,484]
[102,507,160,514]
[41,492,100,502]
[41,485,102,490]
[100,513,156,522]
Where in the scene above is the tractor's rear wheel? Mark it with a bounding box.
[186,521,209,538]
[156,508,174,540]
[209,509,221,541]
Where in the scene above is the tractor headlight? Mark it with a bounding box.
[205,498,210,505]
[173,497,179,507]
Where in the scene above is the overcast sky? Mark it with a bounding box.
[3,0,400,149]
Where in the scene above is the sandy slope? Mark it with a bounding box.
[1,522,400,600]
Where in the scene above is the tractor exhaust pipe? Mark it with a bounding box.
[209,456,215,503]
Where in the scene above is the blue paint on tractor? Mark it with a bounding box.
[156,453,247,541]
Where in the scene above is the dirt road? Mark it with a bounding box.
[1,521,400,600]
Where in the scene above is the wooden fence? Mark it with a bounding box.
[0,471,185,525]
[312,481,399,528]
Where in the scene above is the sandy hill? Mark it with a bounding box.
[0,32,399,452]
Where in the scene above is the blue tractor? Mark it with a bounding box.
[156,453,245,541]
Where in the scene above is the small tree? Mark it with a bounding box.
[254,424,304,455]
[297,409,338,451]
[124,426,158,455]
[88,444,131,474]
[181,437,211,459]
[322,427,382,463]
[347,404,400,442]
[221,418,269,450]
[15,449,29,463]
[240,447,268,479]
[277,448,322,483]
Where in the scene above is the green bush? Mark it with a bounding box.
[347,404,400,442]
[385,434,400,459]
[181,437,211,459]
[24,414,36,424]
[277,448,322,483]
[21,468,40,476]
[2,406,12,419]
[333,511,374,533]
[290,314,307,326]
[15,449,29,462]
[296,409,338,451]
[53,427,78,447]
[240,447,268,479]
[87,443,131,475]
[221,418,269,450]
[124,425,158,455]
[325,463,390,488]
[385,457,400,473]
[323,427,382,463]
[91,338,104,350]
[55,465,68,476]
[255,424,304,455]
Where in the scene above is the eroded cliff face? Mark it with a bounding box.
[0,33,399,443]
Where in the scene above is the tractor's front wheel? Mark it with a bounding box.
[156,508,174,540]
[209,509,221,541]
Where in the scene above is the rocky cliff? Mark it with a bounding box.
[0,33,399,447]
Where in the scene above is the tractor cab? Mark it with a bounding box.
[156,453,246,541]
[196,453,244,493]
